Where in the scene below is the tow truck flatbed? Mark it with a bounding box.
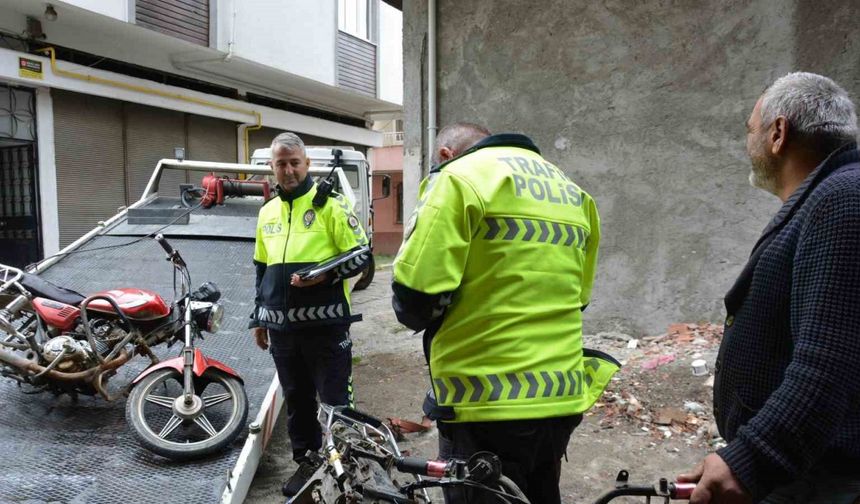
[0,161,284,504]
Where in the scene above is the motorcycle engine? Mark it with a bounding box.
[41,336,96,372]
[86,318,127,354]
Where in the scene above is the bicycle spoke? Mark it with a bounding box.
[202,393,232,408]
[158,415,182,439]
[194,413,218,438]
[145,394,175,409]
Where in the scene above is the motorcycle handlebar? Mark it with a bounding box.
[155,234,175,256]
[394,457,450,479]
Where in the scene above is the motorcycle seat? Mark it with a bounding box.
[19,273,86,307]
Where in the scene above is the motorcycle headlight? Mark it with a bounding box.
[191,301,224,333]
[205,303,224,334]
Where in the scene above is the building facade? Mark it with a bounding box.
[402,0,860,334]
[369,117,403,255]
[0,0,402,267]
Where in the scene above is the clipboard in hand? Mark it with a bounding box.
[292,246,371,281]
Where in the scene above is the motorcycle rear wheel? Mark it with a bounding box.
[126,368,248,460]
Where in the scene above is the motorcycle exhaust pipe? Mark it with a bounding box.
[0,345,130,382]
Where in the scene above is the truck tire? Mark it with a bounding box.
[353,255,375,291]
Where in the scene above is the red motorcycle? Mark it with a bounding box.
[0,235,248,460]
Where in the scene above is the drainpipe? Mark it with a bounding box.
[224,0,237,62]
[426,0,437,172]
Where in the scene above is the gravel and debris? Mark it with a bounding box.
[584,322,726,451]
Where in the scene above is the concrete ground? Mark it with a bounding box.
[245,268,718,504]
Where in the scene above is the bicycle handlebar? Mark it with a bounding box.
[674,483,696,499]
[592,470,696,503]
[593,484,694,503]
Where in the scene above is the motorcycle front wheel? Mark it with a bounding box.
[126,368,248,460]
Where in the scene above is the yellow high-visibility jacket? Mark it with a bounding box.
[251,177,369,331]
[393,134,619,422]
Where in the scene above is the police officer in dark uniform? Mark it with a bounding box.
[250,132,370,496]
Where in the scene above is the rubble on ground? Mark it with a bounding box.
[585,323,726,449]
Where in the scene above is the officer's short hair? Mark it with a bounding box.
[271,132,306,156]
[761,72,857,155]
[433,122,491,164]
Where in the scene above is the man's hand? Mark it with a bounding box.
[252,327,269,350]
[678,454,751,504]
[290,272,330,288]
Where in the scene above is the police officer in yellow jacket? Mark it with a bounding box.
[250,132,370,497]
[392,123,619,504]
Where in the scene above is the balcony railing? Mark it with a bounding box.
[382,131,403,146]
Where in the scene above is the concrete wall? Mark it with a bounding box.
[378,1,403,104]
[403,0,860,335]
[59,0,129,21]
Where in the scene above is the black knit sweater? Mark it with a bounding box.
[714,144,860,501]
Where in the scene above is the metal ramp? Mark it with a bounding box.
[0,194,280,503]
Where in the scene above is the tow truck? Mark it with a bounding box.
[0,153,384,503]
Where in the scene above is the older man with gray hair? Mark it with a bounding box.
[679,72,860,503]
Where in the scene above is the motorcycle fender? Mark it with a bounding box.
[191,349,243,383]
[131,355,184,385]
[130,349,243,386]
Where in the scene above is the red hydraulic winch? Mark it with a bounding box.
[197,174,271,208]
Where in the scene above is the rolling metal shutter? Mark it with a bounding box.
[53,90,240,247]
[187,114,237,183]
[52,89,126,248]
[124,103,187,200]
[336,31,377,97]
[136,0,211,47]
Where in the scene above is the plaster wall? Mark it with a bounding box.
[403,0,860,334]
[378,1,403,105]
[226,0,336,85]
[59,0,128,21]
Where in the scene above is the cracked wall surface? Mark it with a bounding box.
[403,0,860,334]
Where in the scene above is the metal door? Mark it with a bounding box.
[0,85,40,267]
[0,144,40,267]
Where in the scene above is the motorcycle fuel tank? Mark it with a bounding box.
[86,289,171,320]
[32,298,81,331]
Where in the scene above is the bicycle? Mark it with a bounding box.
[285,403,697,503]
[286,404,529,503]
